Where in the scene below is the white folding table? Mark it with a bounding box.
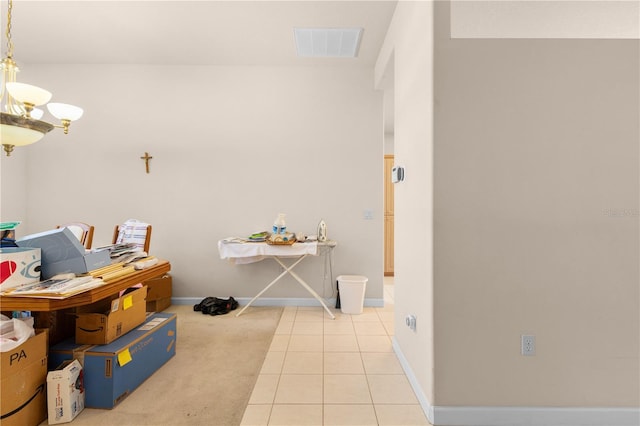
[217,239,337,319]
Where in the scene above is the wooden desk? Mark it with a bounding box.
[0,260,171,312]
[0,260,171,345]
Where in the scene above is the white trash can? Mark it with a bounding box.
[337,275,368,314]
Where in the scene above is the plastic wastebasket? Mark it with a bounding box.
[337,275,368,314]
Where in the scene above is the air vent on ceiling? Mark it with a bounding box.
[293,28,363,58]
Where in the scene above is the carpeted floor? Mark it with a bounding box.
[62,304,283,426]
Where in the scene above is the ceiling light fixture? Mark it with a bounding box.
[0,0,83,157]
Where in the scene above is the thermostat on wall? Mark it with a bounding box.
[391,166,404,183]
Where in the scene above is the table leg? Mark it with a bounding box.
[273,257,335,320]
[235,255,308,317]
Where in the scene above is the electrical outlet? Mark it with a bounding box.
[521,335,535,356]
[405,314,417,331]
[363,209,374,220]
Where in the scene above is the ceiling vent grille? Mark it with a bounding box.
[294,28,363,58]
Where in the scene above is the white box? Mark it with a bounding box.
[47,359,85,424]
[0,247,41,292]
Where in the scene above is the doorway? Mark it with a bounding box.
[384,154,394,276]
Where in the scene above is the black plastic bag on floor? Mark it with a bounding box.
[193,297,239,316]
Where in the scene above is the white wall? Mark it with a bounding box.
[1,64,385,304]
[376,0,435,408]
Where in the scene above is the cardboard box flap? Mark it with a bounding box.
[111,285,147,313]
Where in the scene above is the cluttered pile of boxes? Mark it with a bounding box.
[2,289,177,425]
[1,226,175,425]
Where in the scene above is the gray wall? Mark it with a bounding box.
[434,1,639,408]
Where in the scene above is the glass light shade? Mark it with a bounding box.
[0,123,46,146]
[30,108,44,120]
[47,103,83,121]
[6,82,52,106]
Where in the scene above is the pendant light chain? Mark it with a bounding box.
[5,0,14,59]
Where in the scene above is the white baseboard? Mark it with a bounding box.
[433,407,640,426]
[171,297,384,308]
[391,339,640,426]
[392,337,436,423]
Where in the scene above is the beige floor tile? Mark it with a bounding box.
[292,321,323,335]
[268,404,323,425]
[353,321,388,336]
[269,335,290,352]
[323,404,378,426]
[382,321,394,336]
[275,321,294,335]
[280,309,297,322]
[324,375,372,404]
[326,310,354,321]
[375,302,395,312]
[324,352,365,374]
[361,352,404,374]
[367,375,419,404]
[240,404,272,426]
[323,320,355,335]
[260,351,286,374]
[274,374,323,404]
[375,404,431,425]
[324,334,360,352]
[249,375,280,404]
[356,335,393,352]
[375,311,394,322]
[287,334,323,352]
[282,352,323,374]
[295,308,325,321]
[350,309,382,322]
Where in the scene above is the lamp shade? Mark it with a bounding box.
[6,82,52,106]
[30,108,44,120]
[0,123,47,146]
[0,112,55,146]
[47,103,83,121]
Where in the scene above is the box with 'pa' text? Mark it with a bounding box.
[0,329,48,426]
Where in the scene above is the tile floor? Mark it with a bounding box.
[240,278,431,425]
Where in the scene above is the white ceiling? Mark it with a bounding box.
[2,1,398,67]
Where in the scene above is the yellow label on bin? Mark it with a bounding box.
[117,349,132,366]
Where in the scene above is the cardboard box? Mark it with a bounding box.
[0,247,42,291]
[0,329,48,426]
[47,359,84,424]
[144,274,172,312]
[16,228,110,279]
[47,343,95,372]
[49,313,177,409]
[146,297,171,312]
[75,286,147,345]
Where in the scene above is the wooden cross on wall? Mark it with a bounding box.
[140,152,153,174]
